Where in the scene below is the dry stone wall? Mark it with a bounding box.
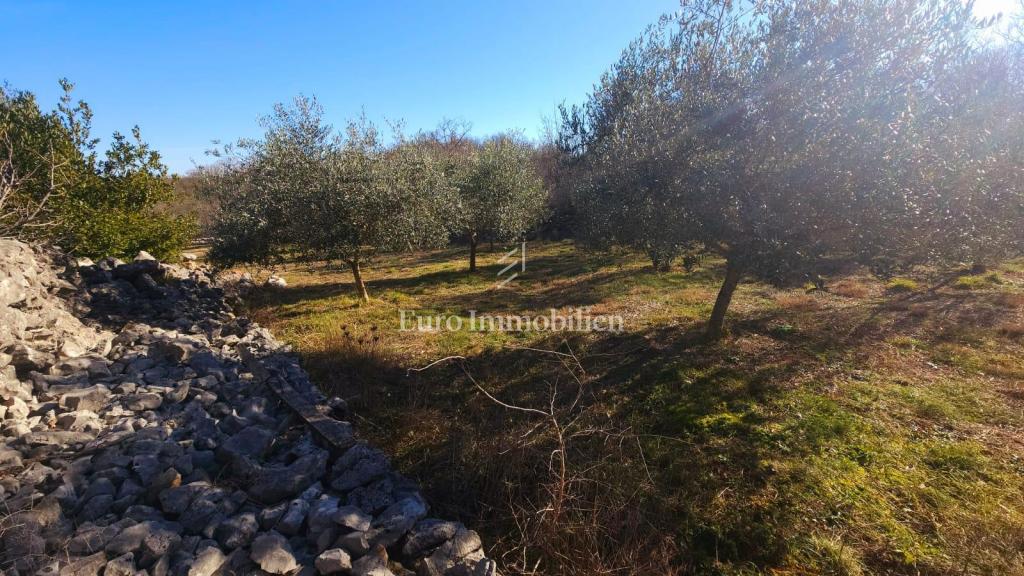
[0,239,496,576]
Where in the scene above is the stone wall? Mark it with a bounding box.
[0,239,497,576]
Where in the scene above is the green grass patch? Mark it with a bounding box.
[953,272,1005,290]
[885,277,920,293]
[243,241,1024,576]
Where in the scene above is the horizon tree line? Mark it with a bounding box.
[6,0,1020,342]
[199,98,549,301]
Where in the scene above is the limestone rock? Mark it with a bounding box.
[250,531,300,575]
[315,548,352,574]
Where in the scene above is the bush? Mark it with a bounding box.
[885,278,920,293]
[0,81,194,259]
[953,272,1004,290]
[64,206,196,261]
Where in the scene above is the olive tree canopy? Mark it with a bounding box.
[207,97,457,301]
[562,0,1024,339]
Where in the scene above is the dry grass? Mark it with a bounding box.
[243,241,1024,576]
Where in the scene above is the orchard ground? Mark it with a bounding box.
[239,240,1024,575]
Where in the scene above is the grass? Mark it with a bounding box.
[885,277,921,293]
[242,241,1024,575]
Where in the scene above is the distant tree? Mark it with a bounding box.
[0,80,194,259]
[564,0,1023,339]
[207,97,456,301]
[531,138,577,240]
[298,117,455,301]
[459,134,547,272]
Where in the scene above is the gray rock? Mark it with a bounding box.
[188,544,227,576]
[259,501,288,529]
[416,529,483,576]
[374,496,428,538]
[350,546,394,576]
[0,447,22,469]
[307,496,341,535]
[164,381,190,403]
[250,531,300,575]
[346,477,395,514]
[9,343,50,372]
[330,443,390,491]
[188,352,225,380]
[214,510,259,548]
[56,410,100,431]
[59,551,108,576]
[104,552,136,576]
[24,429,95,446]
[276,498,310,535]
[336,530,372,557]
[315,548,352,574]
[140,522,183,564]
[159,482,209,515]
[218,426,273,461]
[3,396,30,420]
[113,259,160,280]
[472,559,499,576]
[106,520,181,556]
[333,505,372,532]
[60,385,110,411]
[401,519,462,559]
[150,339,196,364]
[0,372,32,401]
[125,392,163,411]
[81,478,116,502]
[246,449,328,504]
[69,523,128,554]
[132,454,162,485]
[78,494,114,521]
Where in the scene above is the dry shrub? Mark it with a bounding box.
[830,278,872,299]
[997,322,1024,341]
[775,292,820,312]
[996,292,1024,309]
[304,324,401,408]
[416,348,686,576]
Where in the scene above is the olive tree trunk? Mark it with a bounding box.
[347,258,370,303]
[469,231,478,272]
[706,258,742,340]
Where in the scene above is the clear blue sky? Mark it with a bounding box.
[0,0,676,174]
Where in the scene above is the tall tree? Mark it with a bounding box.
[564,0,1023,339]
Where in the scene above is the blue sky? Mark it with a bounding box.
[1,1,1017,175]
[0,0,674,174]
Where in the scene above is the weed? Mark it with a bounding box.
[954,272,1004,290]
[885,278,920,293]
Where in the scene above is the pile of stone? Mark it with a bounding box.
[0,239,496,576]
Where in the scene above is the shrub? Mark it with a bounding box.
[0,80,194,259]
[953,272,1004,290]
[885,278,920,293]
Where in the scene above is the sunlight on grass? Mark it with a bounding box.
[245,240,1024,576]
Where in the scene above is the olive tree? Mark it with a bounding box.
[207,97,456,301]
[460,134,547,272]
[564,0,1023,339]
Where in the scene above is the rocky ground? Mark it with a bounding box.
[0,239,496,576]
